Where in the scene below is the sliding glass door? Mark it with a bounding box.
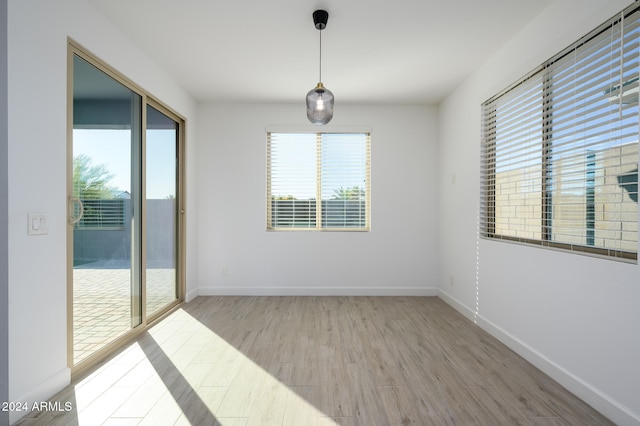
[145,105,180,319]
[69,47,183,368]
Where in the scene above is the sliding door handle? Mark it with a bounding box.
[68,197,84,224]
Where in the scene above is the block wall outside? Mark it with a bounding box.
[494,143,638,252]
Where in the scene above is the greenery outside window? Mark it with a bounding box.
[267,132,371,231]
[73,153,126,230]
[481,4,639,261]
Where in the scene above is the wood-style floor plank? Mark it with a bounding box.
[15,296,614,425]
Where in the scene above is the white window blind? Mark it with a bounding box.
[481,4,639,261]
[267,132,371,230]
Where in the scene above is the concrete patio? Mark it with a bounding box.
[73,266,176,364]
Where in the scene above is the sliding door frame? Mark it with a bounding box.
[67,40,186,376]
[144,98,186,324]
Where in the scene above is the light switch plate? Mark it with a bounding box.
[28,213,48,235]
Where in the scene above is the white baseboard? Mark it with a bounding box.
[437,288,640,426]
[436,288,479,323]
[185,287,199,303]
[196,286,438,297]
[9,367,71,424]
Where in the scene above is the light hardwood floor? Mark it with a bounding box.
[16,296,613,425]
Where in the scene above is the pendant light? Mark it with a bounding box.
[306,10,334,125]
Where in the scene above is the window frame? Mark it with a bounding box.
[480,4,639,262]
[266,130,371,232]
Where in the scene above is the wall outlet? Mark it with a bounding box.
[449,274,455,286]
[221,266,228,276]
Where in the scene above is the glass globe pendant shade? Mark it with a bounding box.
[306,82,334,125]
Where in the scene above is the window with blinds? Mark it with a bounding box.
[481,4,639,261]
[267,132,371,231]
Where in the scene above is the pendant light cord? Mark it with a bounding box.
[319,29,323,83]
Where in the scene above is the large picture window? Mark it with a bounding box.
[267,132,371,231]
[481,4,639,261]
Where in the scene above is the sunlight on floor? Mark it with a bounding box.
[69,307,337,425]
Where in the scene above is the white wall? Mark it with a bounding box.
[0,2,9,425]
[437,1,640,425]
[195,103,437,296]
[6,0,197,422]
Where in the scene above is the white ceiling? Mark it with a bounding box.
[87,0,553,104]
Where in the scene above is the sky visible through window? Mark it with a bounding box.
[270,133,316,199]
[73,128,176,200]
[494,19,639,179]
[269,133,368,201]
